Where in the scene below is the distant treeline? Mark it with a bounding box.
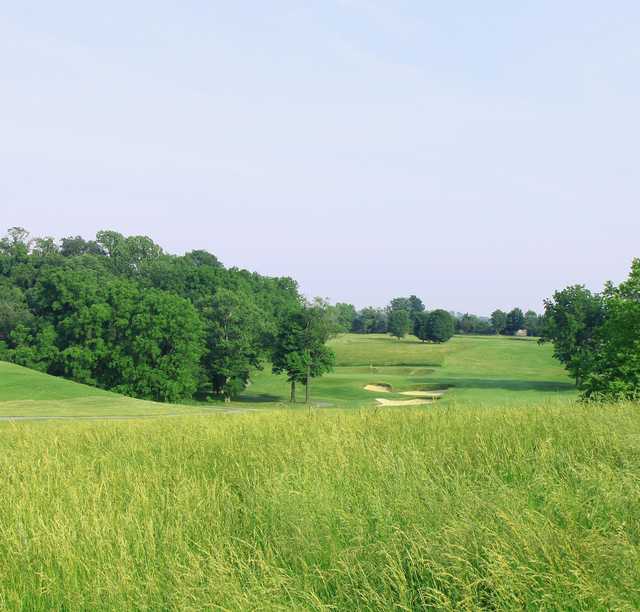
[0,228,334,403]
[329,297,544,339]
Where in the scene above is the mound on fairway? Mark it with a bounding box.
[0,361,210,418]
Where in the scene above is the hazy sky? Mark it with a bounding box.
[2,2,639,314]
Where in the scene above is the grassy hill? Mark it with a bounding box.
[241,334,576,408]
[0,361,212,417]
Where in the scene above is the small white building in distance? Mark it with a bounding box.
[515,329,528,337]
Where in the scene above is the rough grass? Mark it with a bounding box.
[0,403,639,610]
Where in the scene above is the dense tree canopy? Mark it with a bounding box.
[505,308,525,335]
[424,310,455,343]
[387,309,411,339]
[0,228,306,402]
[272,300,336,403]
[540,285,605,389]
[490,310,507,335]
[541,260,640,400]
[330,303,358,333]
[352,307,388,334]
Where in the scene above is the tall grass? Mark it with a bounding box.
[1,402,639,610]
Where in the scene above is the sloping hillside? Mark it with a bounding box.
[0,361,206,417]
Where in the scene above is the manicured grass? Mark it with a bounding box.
[0,361,223,417]
[0,404,638,609]
[331,333,447,366]
[241,334,577,408]
[0,360,115,402]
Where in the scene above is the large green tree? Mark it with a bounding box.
[413,311,430,342]
[331,303,357,333]
[524,310,543,337]
[272,301,335,404]
[7,267,205,401]
[582,260,640,399]
[425,309,455,343]
[0,283,32,345]
[505,308,525,335]
[200,288,265,401]
[353,307,387,334]
[387,309,411,339]
[490,309,507,335]
[540,285,604,388]
[96,231,163,276]
[542,260,639,400]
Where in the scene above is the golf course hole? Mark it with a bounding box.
[364,383,392,393]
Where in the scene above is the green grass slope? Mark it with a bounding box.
[0,361,210,417]
[0,404,638,609]
[242,334,577,408]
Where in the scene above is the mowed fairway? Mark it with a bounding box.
[241,334,576,408]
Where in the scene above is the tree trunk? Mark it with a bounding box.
[290,380,296,403]
[305,362,310,404]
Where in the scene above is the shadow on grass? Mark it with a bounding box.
[235,393,283,404]
[432,378,575,393]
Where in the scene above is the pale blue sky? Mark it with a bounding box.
[2,2,639,313]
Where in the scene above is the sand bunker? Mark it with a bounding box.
[375,398,432,406]
[399,391,444,398]
[364,384,392,393]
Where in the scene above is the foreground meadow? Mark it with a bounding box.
[1,403,639,610]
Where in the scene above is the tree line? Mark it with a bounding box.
[0,228,335,403]
[328,297,543,340]
[540,259,640,401]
